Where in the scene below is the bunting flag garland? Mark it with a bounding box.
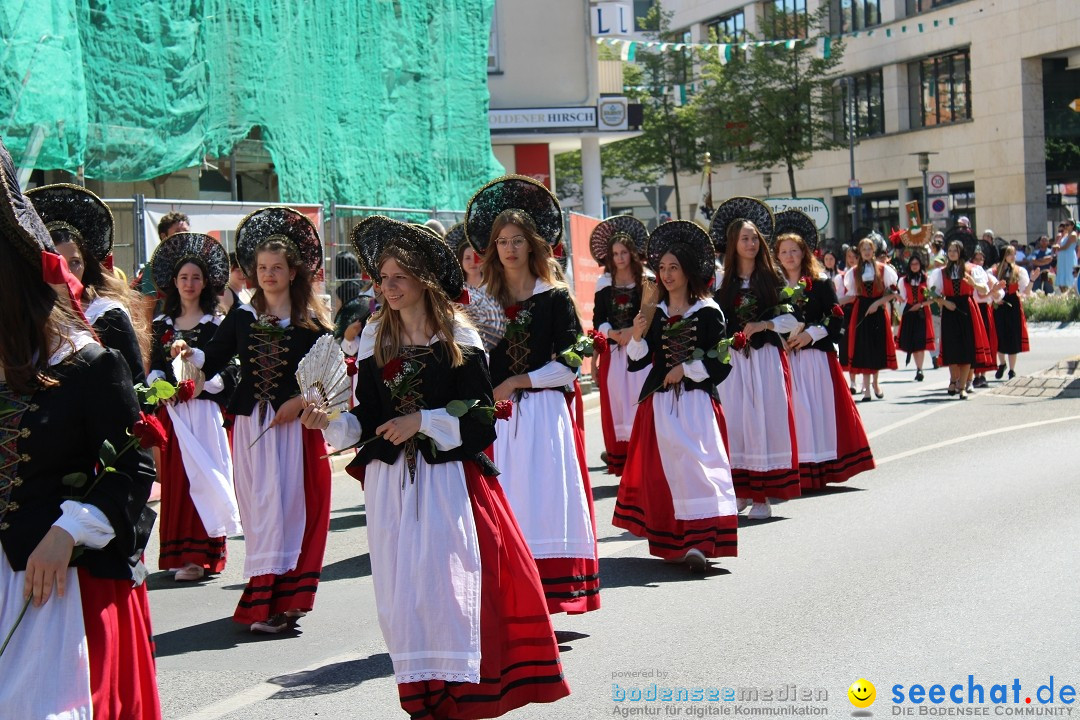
[597,15,957,60]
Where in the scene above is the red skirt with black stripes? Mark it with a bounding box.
[613,394,738,559]
[157,410,227,572]
[233,427,332,624]
[396,465,572,719]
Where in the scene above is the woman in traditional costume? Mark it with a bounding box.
[305,215,570,719]
[590,215,651,476]
[0,139,160,718]
[466,175,600,614]
[844,236,899,402]
[927,238,993,400]
[27,183,147,387]
[174,207,333,633]
[772,210,875,491]
[969,244,1003,390]
[147,233,241,581]
[711,197,801,520]
[992,245,1030,379]
[613,221,737,570]
[896,251,935,382]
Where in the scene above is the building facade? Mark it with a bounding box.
[601,0,1080,247]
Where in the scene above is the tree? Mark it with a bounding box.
[555,5,701,218]
[694,5,845,198]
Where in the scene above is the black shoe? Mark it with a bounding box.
[915,370,924,382]
[600,451,609,464]
[995,364,1006,380]
[1008,370,1016,380]
[972,376,986,388]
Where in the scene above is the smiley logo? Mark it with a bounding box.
[848,679,876,708]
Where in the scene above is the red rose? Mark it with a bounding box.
[588,329,609,354]
[344,356,358,377]
[831,304,844,318]
[494,400,513,421]
[505,304,522,322]
[614,294,631,305]
[801,275,813,291]
[553,244,564,258]
[732,331,748,350]
[132,412,168,450]
[161,329,175,345]
[667,314,683,325]
[457,288,471,305]
[381,357,405,382]
[176,379,196,403]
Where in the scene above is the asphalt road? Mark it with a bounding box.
[151,324,1080,720]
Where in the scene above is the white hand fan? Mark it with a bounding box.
[171,354,205,397]
[295,335,352,417]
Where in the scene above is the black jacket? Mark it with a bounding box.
[0,344,155,579]
[150,315,238,407]
[628,303,732,402]
[788,276,844,354]
[488,286,581,388]
[93,307,147,388]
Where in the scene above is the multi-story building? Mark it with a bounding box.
[602,0,1080,247]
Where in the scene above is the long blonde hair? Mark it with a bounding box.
[250,239,332,332]
[481,210,567,309]
[372,246,466,368]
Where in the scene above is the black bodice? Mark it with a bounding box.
[627,304,732,401]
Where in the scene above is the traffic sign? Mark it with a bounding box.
[928,196,949,221]
[847,186,862,198]
[927,171,950,196]
[1069,99,1080,113]
[765,198,830,231]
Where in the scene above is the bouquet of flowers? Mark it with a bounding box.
[504,304,532,340]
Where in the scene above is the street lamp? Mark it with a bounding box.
[911,151,939,221]
[763,172,772,199]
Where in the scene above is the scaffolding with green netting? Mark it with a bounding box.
[0,0,502,209]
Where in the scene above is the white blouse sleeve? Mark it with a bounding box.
[527,360,578,389]
[202,373,226,395]
[324,412,363,450]
[626,336,649,361]
[929,268,945,294]
[1018,267,1031,295]
[883,264,899,289]
[770,313,801,334]
[805,324,829,342]
[52,500,116,549]
[340,335,360,357]
[419,409,462,451]
[682,359,709,382]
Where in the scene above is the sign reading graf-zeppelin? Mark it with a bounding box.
[765,198,831,231]
[489,107,598,131]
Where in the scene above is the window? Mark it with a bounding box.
[763,0,808,39]
[841,69,885,138]
[838,0,880,33]
[707,10,746,44]
[487,4,500,73]
[907,0,963,14]
[910,49,971,128]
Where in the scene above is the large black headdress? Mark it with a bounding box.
[445,222,467,254]
[350,215,466,302]
[646,221,715,284]
[235,207,322,276]
[773,209,819,251]
[944,226,982,264]
[0,137,53,269]
[151,232,230,294]
[590,215,649,264]
[465,175,563,253]
[709,196,774,255]
[26,183,113,263]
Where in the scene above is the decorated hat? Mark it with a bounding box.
[945,225,978,262]
[0,137,53,269]
[235,207,322,276]
[465,174,563,253]
[350,215,466,302]
[25,183,113,263]
[589,215,649,264]
[445,222,467,253]
[646,221,715,284]
[709,196,774,254]
[773,209,818,251]
[150,232,230,294]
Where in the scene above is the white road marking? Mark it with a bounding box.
[875,414,1080,465]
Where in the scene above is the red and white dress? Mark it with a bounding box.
[973,270,1002,373]
[897,273,936,354]
[784,276,876,490]
[993,265,1030,355]
[614,299,739,559]
[844,262,899,373]
[592,273,650,475]
[0,333,160,719]
[716,278,801,502]
[326,321,571,718]
[929,264,993,368]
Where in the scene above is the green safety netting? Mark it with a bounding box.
[0,0,502,208]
